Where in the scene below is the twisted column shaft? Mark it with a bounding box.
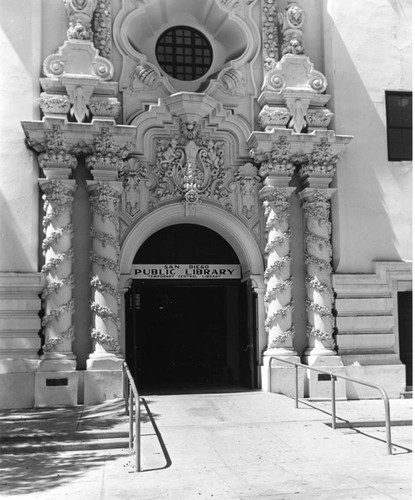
[261,186,296,354]
[300,188,336,355]
[39,180,76,359]
[87,181,122,360]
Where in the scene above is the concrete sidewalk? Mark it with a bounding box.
[0,391,412,499]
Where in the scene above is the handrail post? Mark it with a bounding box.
[124,368,129,415]
[295,364,299,408]
[331,373,336,430]
[129,385,134,450]
[135,396,141,471]
[380,388,392,455]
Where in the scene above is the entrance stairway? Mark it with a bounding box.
[0,399,130,455]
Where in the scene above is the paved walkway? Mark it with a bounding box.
[0,391,412,499]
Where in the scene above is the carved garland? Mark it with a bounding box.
[262,0,280,72]
[93,0,112,59]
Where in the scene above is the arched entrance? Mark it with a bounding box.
[125,224,259,392]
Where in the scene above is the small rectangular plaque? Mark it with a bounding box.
[317,374,331,382]
[46,378,68,387]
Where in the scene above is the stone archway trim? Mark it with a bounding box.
[119,203,263,279]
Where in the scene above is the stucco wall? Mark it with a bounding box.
[323,0,412,273]
[0,0,42,272]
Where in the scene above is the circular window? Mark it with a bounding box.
[156,26,213,81]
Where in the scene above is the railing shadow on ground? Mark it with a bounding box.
[0,396,160,494]
[286,397,413,455]
[139,397,172,472]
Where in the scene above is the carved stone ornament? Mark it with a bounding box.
[150,120,233,210]
[262,0,280,72]
[220,68,245,93]
[257,105,290,129]
[286,97,309,133]
[258,136,295,178]
[306,108,334,130]
[63,0,97,41]
[89,97,121,118]
[43,40,114,81]
[38,125,78,174]
[93,0,112,59]
[39,93,71,116]
[86,127,135,174]
[299,138,341,178]
[219,0,255,9]
[134,63,159,89]
[235,162,260,219]
[280,1,305,55]
[119,158,149,217]
[263,55,327,94]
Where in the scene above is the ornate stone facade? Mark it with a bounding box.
[1,0,410,410]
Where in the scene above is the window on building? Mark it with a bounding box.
[385,91,412,161]
[156,26,213,81]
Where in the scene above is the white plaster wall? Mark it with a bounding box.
[322,0,412,273]
[0,0,42,271]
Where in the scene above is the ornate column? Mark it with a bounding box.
[84,125,134,404]
[256,137,297,356]
[21,121,81,407]
[261,186,296,354]
[36,126,78,370]
[298,137,347,398]
[299,187,336,357]
[250,134,303,396]
[39,180,76,361]
[86,180,123,365]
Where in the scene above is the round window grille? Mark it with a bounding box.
[156,26,213,81]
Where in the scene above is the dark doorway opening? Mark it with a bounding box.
[398,291,412,387]
[125,224,258,393]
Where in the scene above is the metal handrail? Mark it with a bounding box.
[267,356,392,454]
[122,361,141,471]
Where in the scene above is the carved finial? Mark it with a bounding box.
[280,0,305,55]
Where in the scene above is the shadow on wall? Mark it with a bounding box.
[325,9,411,273]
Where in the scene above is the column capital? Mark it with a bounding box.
[23,122,79,179]
[298,187,337,205]
[298,138,347,189]
[86,125,136,181]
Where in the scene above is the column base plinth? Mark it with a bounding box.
[35,371,78,407]
[38,353,76,371]
[264,347,298,357]
[263,354,304,397]
[303,355,346,399]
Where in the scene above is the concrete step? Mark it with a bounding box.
[0,431,131,454]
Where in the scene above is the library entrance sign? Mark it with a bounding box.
[132,264,241,280]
